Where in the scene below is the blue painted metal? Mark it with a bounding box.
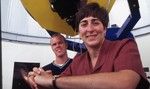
[116,0,141,39]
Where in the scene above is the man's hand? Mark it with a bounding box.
[21,67,45,89]
[22,69,38,89]
[33,68,54,89]
[22,67,54,89]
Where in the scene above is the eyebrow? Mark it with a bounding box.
[79,20,86,24]
[80,18,99,23]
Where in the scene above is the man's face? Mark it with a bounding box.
[79,16,106,48]
[51,37,67,57]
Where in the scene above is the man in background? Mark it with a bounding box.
[42,33,72,75]
[23,33,72,89]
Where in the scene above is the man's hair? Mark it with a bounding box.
[75,2,109,31]
[50,33,67,45]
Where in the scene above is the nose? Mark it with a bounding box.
[86,23,94,32]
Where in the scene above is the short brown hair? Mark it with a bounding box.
[75,3,109,31]
[50,33,67,45]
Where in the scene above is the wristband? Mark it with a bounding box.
[52,75,60,89]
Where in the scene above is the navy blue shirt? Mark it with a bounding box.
[42,58,72,75]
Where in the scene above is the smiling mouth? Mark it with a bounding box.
[56,49,61,52]
[87,34,97,38]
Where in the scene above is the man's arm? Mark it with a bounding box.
[34,69,140,89]
[56,70,140,89]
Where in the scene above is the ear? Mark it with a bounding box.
[65,43,68,49]
[104,30,106,36]
[103,27,107,35]
[79,34,82,40]
[75,28,79,33]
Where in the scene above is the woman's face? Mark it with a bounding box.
[79,16,106,48]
